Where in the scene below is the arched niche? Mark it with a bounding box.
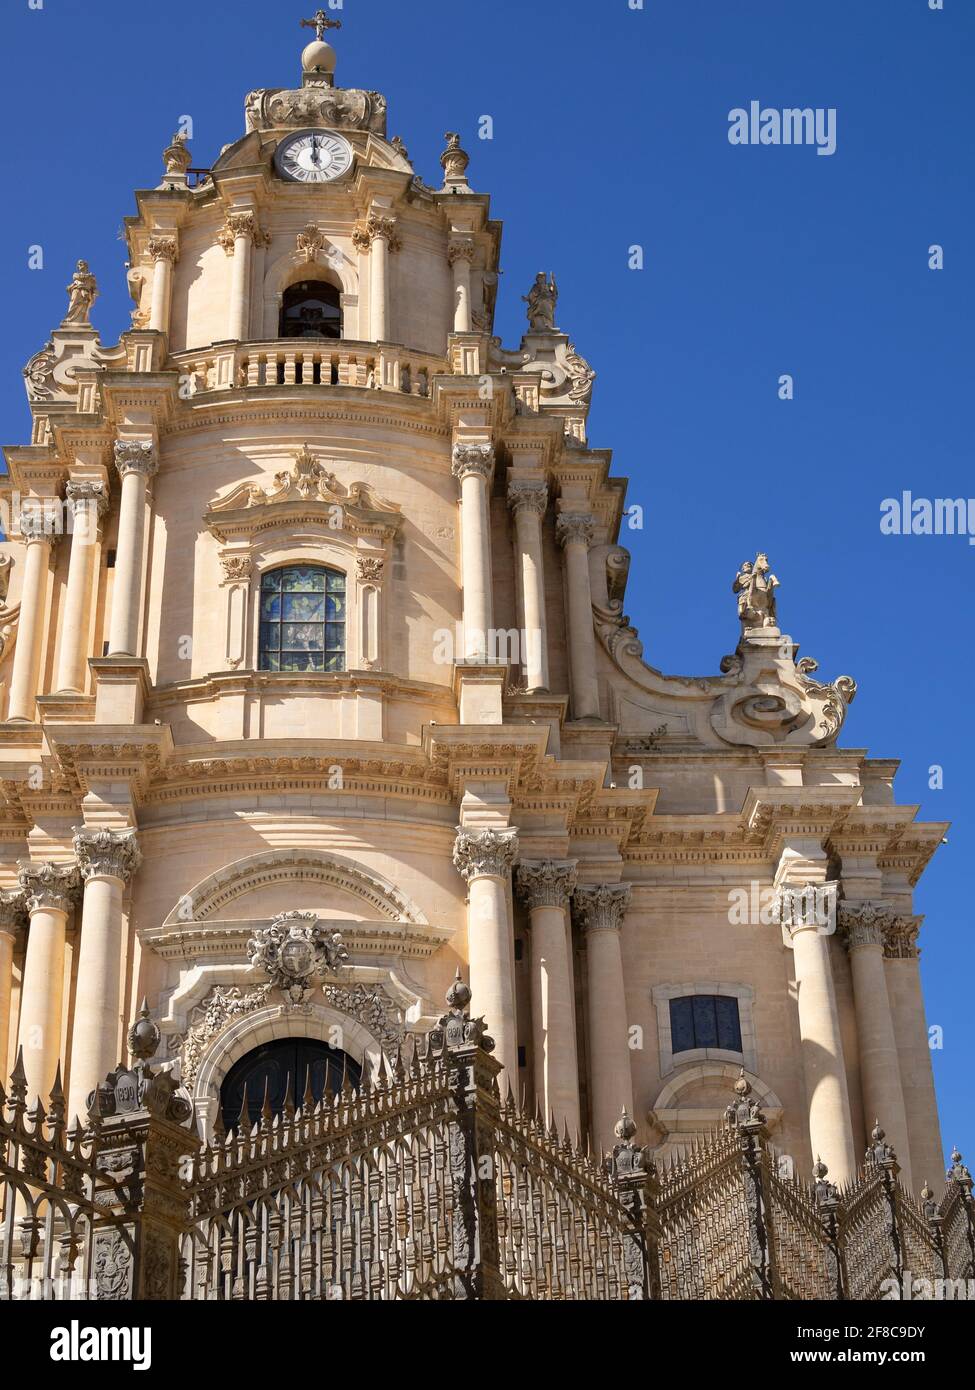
[263,244,359,340]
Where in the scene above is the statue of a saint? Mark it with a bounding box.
[523,272,558,332]
[63,260,98,325]
[734,552,779,631]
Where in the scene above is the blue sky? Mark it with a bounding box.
[1,1,970,1166]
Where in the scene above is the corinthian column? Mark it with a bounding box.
[453,827,519,1081]
[573,883,633,1153]
[108,440,158,657]
[146,235,179,335]
[507,481,549,692]
[783,885,857,1185]
[7,506,59,721]
[225,210,258,342]
[16,862,81,1100]
[556,512,599,720]
[448,239,475,333]
[0,890,26,1079]
[56,482,108,693]
[839,901,913,1190]
[451,443,495,662]
[516,860,579,1135]
[67,829,142,1120]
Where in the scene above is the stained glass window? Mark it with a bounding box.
[669,995,742,1055]
[258,566,346,672]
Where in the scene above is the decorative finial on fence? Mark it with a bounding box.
[920,1180,940,1224]
[812,1156,839,1205]
[607,1107,650,1179]
[427,970,495,1053]
[724,1069,766,1129]
[864,1120,898,1168]
[86,1000,192,1125]
[947,1147,972,1190]
[127,998,160,1062]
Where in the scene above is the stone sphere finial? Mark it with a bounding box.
[127,997,160,1063]
[302,39,336,75]
[812,1156,829,1182]
[871,1120,886,1143]
[445,969,472,1012]
[614,1108,637,1143]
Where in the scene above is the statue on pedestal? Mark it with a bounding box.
[734,552,779,632]
[63,260,98,325]
[523,272,558,332]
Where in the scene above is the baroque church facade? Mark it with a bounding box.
[0,27,946,1199]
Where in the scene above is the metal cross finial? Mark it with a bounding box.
[300,8,342,41]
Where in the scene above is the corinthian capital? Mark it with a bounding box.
[65,480,109,526]
[838,900,891,951]
[556,512,595,549]
[0,888,27,935]
[572,882,630,933]
[18,861,82,916]
[451,442,495,484]
[453,827,519,881]
[114,439,159,480]
[73,828,142,884]
[516,860,577,911]
[16,503,61,544]
[447,239,476,266]
[146,235,179,264]
[507,480,548,517]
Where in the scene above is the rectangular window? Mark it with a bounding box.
[670,995,742,1055]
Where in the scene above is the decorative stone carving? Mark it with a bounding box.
[23,342,56,401]
[563,342,596,403]
[162,130,191,175]
[884,916,920,960]
[296,222,326,262]
[248,911,349,1007]
[18,861,82,916]
[0,554,11,606]
[724,1070,767,1129]
[734,553,779,632]
[168,984,273,1085]
[247,84,386,136]
[864,1121,898,1168]
[225,211,258,243]
[507,480,547,517]
[320,981,403,1048]
[219,553,253,584]
[556,512,595,549]
[516,860,577,911]
[356,556,384,585]
[114,439,159,480]
[353,215,401,253]
[0,887,27,935]
[838,900,891,951]
[63,259,98,325]
[452,827,519,881]
[523,272,558,332]
[447,239,476,266]
[451,442,494,483]
[146,235,179,264]
[16,504,60,544]
[572,883,630,933]
[73,828,142,884]
[440,132,470,189]
[65,480,109,520]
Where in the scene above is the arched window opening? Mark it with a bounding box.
[259,565,346,672]
[669,995,742,1056]
[220,1039,361,1132]
[279,279,342,339]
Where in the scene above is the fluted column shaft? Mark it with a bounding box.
[785,890,857,1185]
[16,863,81,1100]
[56,483,108,693]
[67,829,142,1120]
[557,513,599,719]
[517,861,579,1135]
[147,237,178,335]
[7,509,57,721]
[454,828,519,1080]
[574,884,633,1153]
[452,444,495,661]
[227,212,256,342]
[508,481,550,692]
[840,903,913,1190]
[108,440,158,657]
[448,241,474,334]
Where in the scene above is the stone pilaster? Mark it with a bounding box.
[452,444,496,662]
[507,480,549,692]
[556,511,599,719]
[109,440,158,657]
[56,481,109,693]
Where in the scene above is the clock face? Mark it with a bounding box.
[275,130,353,183]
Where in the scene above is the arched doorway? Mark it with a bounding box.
[219,1037,361,1131]
[279,279,342,338]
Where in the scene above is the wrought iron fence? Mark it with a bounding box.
[1,991,972,1301]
